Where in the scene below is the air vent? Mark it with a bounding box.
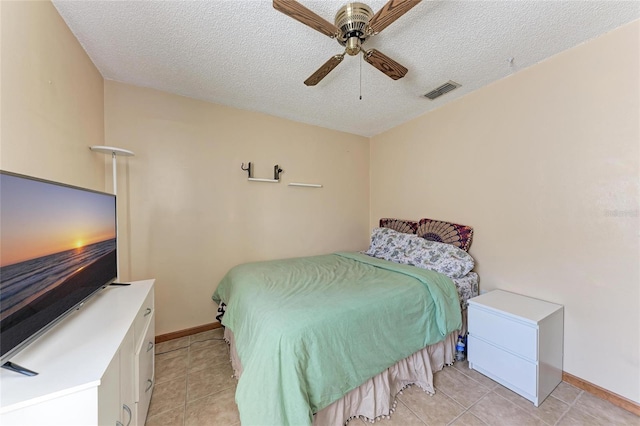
[423,81,460,100]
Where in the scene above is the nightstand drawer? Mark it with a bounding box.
[469,305,537,361]
[468,335,537,397]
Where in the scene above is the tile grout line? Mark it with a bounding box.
[452,362,500,392]
[148,334,229,423]
[181,339,190,426]
[455,364,590,426]
[146,331,229,426]
[431,367,492,424]
[403,364,493,426]
[513,393,569,426]
[147,336,194,424]
[144,375,188,422]
[552,390,606,426]
[542,396,570,426]
[551,390,581,426]
[443,364,494,425]
[182,351,238,412]
[442,400,488,425]
[445,384,492,426]
[489,389,551,424]
[395,390,429,426]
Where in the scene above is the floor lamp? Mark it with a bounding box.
[90,145,135,280]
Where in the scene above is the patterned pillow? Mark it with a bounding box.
[365,227,474,278]
[417,218,474,252]
[379,218,418,234]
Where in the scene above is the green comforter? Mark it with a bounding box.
[212,252,462,426]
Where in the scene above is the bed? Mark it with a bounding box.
[212,218,478,426]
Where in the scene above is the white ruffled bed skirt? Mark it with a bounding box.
[313,331,457,425]
[224,325,460,426]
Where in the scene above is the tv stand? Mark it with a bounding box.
[0,279,155,426]
[1,361,38,377]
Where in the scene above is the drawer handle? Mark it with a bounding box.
[143,307,152,317]
[123,404,132,426]
[147,341,154,352]
[145,379,153,392]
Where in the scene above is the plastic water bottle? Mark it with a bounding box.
[455,335,466,362]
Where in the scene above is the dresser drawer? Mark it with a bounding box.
[133,289,154,346]
[135,314,155,425]
[468,335,537,397]
[468,305,538,361]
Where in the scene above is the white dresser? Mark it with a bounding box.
[0,279,155,426]
[468,290,563,406]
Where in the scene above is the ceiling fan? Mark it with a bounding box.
[273,0,421,86]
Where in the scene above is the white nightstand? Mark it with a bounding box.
[467,290,563,406]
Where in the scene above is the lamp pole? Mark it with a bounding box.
[90,145,135,279]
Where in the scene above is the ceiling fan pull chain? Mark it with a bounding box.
[359,55,362,100]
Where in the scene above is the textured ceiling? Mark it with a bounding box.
[52,1,639,137]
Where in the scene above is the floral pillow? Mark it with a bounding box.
[365,227,474,278]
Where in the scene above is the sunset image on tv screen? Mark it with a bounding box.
[0,174,116,321]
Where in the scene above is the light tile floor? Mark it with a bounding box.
[145,329,638,426]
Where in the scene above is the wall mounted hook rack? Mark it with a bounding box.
[241,162,283,183]
[273,165,283,180]
[240,162,253,178]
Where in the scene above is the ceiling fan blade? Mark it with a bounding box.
[363,49,408,80]
[368,0,422,34]
[273,0,339,39]
[304,54,345,86]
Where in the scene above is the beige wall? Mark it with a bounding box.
[370,21,640,403]
[104,81,370,335]
[0,1,105,189]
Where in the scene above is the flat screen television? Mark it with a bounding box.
[0,171,117,370]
